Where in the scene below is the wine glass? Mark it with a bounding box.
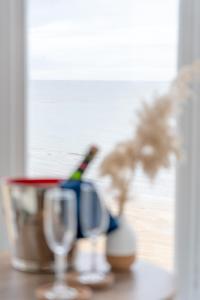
[79,183,109,284]
[43,188,77,300]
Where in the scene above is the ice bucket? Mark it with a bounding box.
[1,178,75,272]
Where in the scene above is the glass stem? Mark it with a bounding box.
[55,253,67,288]
[91,236,97,273]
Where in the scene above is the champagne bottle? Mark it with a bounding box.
[68,145,98,180]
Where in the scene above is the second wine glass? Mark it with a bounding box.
[79,183,109,284]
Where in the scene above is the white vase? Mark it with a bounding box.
[106,216,137,271]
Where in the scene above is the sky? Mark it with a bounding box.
[28,0,178,81]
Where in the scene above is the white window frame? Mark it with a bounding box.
[0,0,200,298]
[0,0,26,249]
[0,0,26,178]
[176,0,200,299]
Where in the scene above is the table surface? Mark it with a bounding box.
[0,252,174,300]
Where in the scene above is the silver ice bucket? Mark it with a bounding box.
[1,178,76,273]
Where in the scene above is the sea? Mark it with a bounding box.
[28,80,175,202]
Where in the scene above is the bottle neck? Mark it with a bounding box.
[68,146,98,181]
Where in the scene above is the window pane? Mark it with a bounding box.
[28,0,178,270]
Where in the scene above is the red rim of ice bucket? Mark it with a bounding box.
[6,178,63,186]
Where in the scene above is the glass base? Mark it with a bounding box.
[78,271,106,284]
[43,284,78,300]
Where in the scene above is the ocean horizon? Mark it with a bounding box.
[28,80,175,202]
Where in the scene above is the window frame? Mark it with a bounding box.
[0,0,26,178]
[176,0,200,298]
